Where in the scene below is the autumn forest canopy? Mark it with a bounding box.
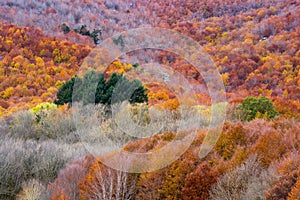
[0,0,300,200]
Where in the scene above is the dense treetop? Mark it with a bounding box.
[54,71,148,106]
[0,1,300,199]
[1,0,300,115]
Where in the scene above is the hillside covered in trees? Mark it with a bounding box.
[0,0,300,199]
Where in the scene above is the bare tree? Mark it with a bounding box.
[0,137,86,199]
[210,155,278,200]
[82,163,137,200]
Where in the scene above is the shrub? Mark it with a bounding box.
[31,102,57,114]
[31,102,57,122]
[16,179,48,200]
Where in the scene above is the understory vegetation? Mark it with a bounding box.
[0,100,299,199]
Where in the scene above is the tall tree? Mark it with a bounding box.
[54,77,76,105]
[54,71,148,106]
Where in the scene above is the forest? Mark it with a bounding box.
[0,0,300,199]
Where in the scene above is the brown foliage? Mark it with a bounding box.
[182,162,219,200]
[266,153,300,200]
[251,129,286,167]
[288,172,300,200]
[214,122,247,160]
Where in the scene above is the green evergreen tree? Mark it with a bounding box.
[95,73,106,104]
[60,23,70,34]
[54,71,148,106]
[129,79,148,104]
[80,70,100,105]
[240,96,278,121]
[101,73,122,104]
[54,77,75,105]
